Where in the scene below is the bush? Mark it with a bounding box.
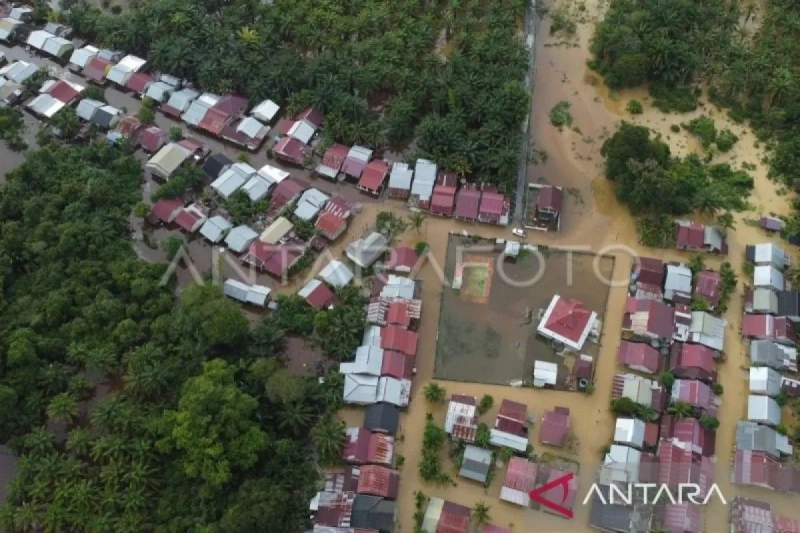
[477,394,494,415]
[626,100,643,114]
[686,116,717,148]
[549,101,572,129]
[414,241,429,256]
[712,383,724,395]
[133,202,150,218]
[670,124,681,133]
[716,129,739,152]
[169,126,183,142]
[649,84,698,113]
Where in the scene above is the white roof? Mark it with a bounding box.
[27,30,53,50]
[747,395,781,425]
[536,294,597,351]
[754,265,784,290]
[343,374,378,405]
[749,367,783,396]
[241,176,272,202]
[294,188,329,221]
[236,116,268,139]
[411,159,437,198]
[377,377,411,407]
[489,429,528,452]
[664,264,692,299]
[257,164,290,185]
[224,225,259,253]
[165,88,199,113]
[116,55,146,72]
[614,418,645,447]
[75,98,104,121]
[362,325,382,347]
[388,162,414,190]
[68,46,99,68]
[251,99,280,122]
[27,94,64,118]
[298,278,323,300]
[347,145,373,163]
[533,360,557,386]
[380,275,415,300]
[144,81,175,102]
[603,445,641,483]
[288,119,315,144]
[751,243,788,266]
[210,163,256,199]
[318,260,354,288]
[199,215,233,243]
[339,345,384,376]
[42,36,72,57]
[245,285,271,307]
[222,279,270,307]
[689,311,726,351]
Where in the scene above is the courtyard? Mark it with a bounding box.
[434,233,614,388]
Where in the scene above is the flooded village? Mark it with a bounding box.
[1,0,800,532]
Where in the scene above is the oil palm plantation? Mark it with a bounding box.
[312,414,346,465]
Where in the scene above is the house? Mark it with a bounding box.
[423,499,470,533]
[316,211,348,241]
[274,136,309,166]
[732,450,785,491]
[346,232,389,269]
[267,178,309,215]
[343,374,378,405]
[669,343,716,383]
[180,92,218,126]
[319,260,354,288]
[688,311,725,351]
[536,295,597,351]
[386,300,415,329]
[776,290,800,322]
[736,420,792,459]
[533,360,558,388]
[611,373,667,412]
[174,204,208,233]
[363,403,399,435]
[115,116,142,140]
[221,116,269,150]
[536,466,578,518]
[750,367,783,396]
[376,376,411,407]
[124,71,153,97]
[350,494,395,532]
[676,221,728,254]
[317,143,349,179]
[459,445,492,484]
[41,81,85,108]
[257,163,290,186]
[747,395,781,426]
[75,98,104,123]
[728,498,778,533]
[160,88,199,118]
[430,171,458,216]
[444,395,478,442]
[224,225,259,254]
[241,174,274,203]
[534,185,564,231]
[26,29,52,52]
[759,216,784,232]
[380,326,417,357]
[250,99,279,124]
[540,407,570,447]
[499,457,536,507]
[660,416,716,457]
[200,93,248,136]
[82,56,113,83]
[381,350,414,380]
[357,160,390,196]
[91,105,122,130]
[298,279,336,309]
[202,153,233,182]
[409,159,437,209]
[294,188,329,222]
[750,339,794,370]
[614,417,646,449]
[657,439,713,492]
[754,265,785,291]
[145,142,192,180]
[633,257,665,294]
[147,197,183,225]
[0,60,39,85]
[622,298,675,342]
[745,288,779,315]
[342,428,394,466]
[277,107,322,144]
[746,243,790,268]
[41,35,73,59]
[342,145,373,180]
[138,125,169,153]
[671,379,716,414]
[106,55,146,87]
[454,185,481,221]
[603,444,643,483]
[384,247,419,273]
[694,270,722,309]
[259,217,294,245]
[478,187,508,225]
[378,275,415,300]
[312,487,355,528]
[387,162,413,200]
[589,484,649,533]
[43,22,72,38]
[198,215,232,243]
[0,17,23,42]
[782,376,800,396]
[221,280,271,307]
[244,242,303,277]
[664,264,693,303]
[356,465,399,499]
[489,399,529,452]
[742,314,797,345]
[9,6,33,22]
[26,93,65,119]
[143,80,175,103]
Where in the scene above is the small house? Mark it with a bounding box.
[82,56,113,84]
[40,80,84,105]
[540,407,570,447]
[319,260,354,288]
[454,184,481,221]
[125,72,154,97]
[749,367,783,397]
[259,216,294,245]
[747,395,781,426]
[316,143,348,179]
[537,295,597,351]
[115,116,142,140]
[147,197,183,225]
[250,99,280,124]
[364,403,399,435]
[298,279,336,309]
[160,88,199,118]
[660,416,716,457]
[622,298,675,342]
[657,440,713,491]
[315,211,347,241]
[200,93,248,136]
[268,178,309,213]
[664,264,693,303]
[75,98,104,122]
[617,340,662,375]
[145,142,192,180]
[759,216,784,233]
[614,418,645,449]
[0,60,38,85]
[224,225,259,254]
[91,105,122,130]
[356,465,399,499]
[736,420,792,459]
[490,399,529,452]
[0,17,23,42]
[143,80,175,103]
[444,395,478,442]
[669,343,716,383]
[776,291,800,322]
[380,350,414,380]
[430,170,458,216]
[380,326,417,357]
[221,116,269,150]
[603,445,643,484]
[201,153,233,182]
[612,373,667,412]
[294,188,329,222]
[384,247,419,273]
[533,185,564,231]
[198,215,232,243]
[26,29,52,52]
[745,288,779,315]
[342,145,373,180]
[342,374,379,405]
[742,314,797,346]
[346,232,389,269]
[459,445,492,484]
[68,45,97,72]
[499,458,537,507]
[222,280,271,307]
[174,204,208,233]
[351,495,396,531]
[138,126,169,153]
[477,187,507,225]
[180,92,218,126]
[26,93,65,119]
[387,162,413,200]
[41,36,73,59]
[671,379,716,414]
[536,466,578,518]
[754,265,784,291]
[105,55,146,87]
[676,221,728,255]
[632,257,665,295]
[746,243,790,269]
[423,499,470,533]
[376,376,411,407]
[688,311,725,351]
[694,270,722,309]
[410,159,437,209]
[342,428,395,466]
[210,163,257,200]
[732,450,783,491]
[749,339,795,371]
[273,136,309,166]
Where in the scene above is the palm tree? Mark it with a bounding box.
[667,401,693,419]
[716,211,735,234]
[472,501,491,526]
[424,382,447,403]
[66,428,92,457]
[279,402,313,437]
[312,414,346,465]
[409,211,426,232]
[238,26,260,45]
[23,427,56,457]
[47,392,78,424]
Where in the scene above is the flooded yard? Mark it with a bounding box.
[434,233,614,387]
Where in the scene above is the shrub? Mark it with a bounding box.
[670,124,681,133]
[626,100,643,114]
[716,129,739,152]
[686,115,717,148]
[549,101,572,129]
[477,394,494,415]
[712,383,724,395]
[169,126,183,142]
[649,84,698,113]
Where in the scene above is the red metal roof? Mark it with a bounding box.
[46,80,79,104]
[245,242,301,275]
[386,301,411,327]
[212,93,248,116]
[495,399,527,436]
[644,422,659,448]
[358,160,389,192]
[774,317,796,342]
[276,118,294,135]
[543,296,593,344]
[673,379,713,410]
[297,107,324,128]
[83,56,112,81]
[385,247,418,271]
[305,282,336,308]
[343,428,394,465]
[325,195,352,218]
[431,187,457,215]
[774,515,800,533]
[178,138,203,154]
[503,457,537,492]
[695,270,722,306]
[671,417,716,457]
[315,211,347,240]
[271,178,309,208]
[198,107,230,136]
[742,314,771,338]
[380,326,417,356]
[454,187,481,220]
[669,343,715,381]
[275,136,308,165]
[734,450,781,489]
[380,350,414,380]
[660,503,701,533]
[537,185,564,213]
[117,115,141,137]
[314,489,355,528]
[618,340,662,374]
[322,143,348,172]
[635,257,665,287]
[437,501,471,533]
[478,190,505,218]
[537,466,577,512]
[356,465,399,499]
[174,208,203,232]
[677,223,705,248]
[540,408,570,446]
[657,440,712,491]
[138,125,167,152]
[149,197,182,223]
[126,72,153,95]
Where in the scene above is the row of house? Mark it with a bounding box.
[728,497,800,533]
[732,242,800,494]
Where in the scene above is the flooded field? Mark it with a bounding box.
[434,233,614,387]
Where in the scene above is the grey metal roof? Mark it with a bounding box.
[704,226,723,251]
[346,232,388,268]
[363,403,399,434]
[411,158,437,198]
[241,176,271,202]
[199,215,232,243]
[92,105,120,128]
[237,116,267,139]
[388,162,413,190]
[588,485,637,532]
[343,374,378,404]
[750,340,786,370]
[750,366,783,396]
[164,88,198,112]
[224,225,259,253]
[1,61,39,84]
[747,395,781,425]
[458,445,492,482]
[350,495,395,532]
[250,99,279,122]
[777,291,800,317]
[735,420,783,458]
[144,81,174,103]
[68,46,98,69]
[27,93,63,117]
[76,98,104,121]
